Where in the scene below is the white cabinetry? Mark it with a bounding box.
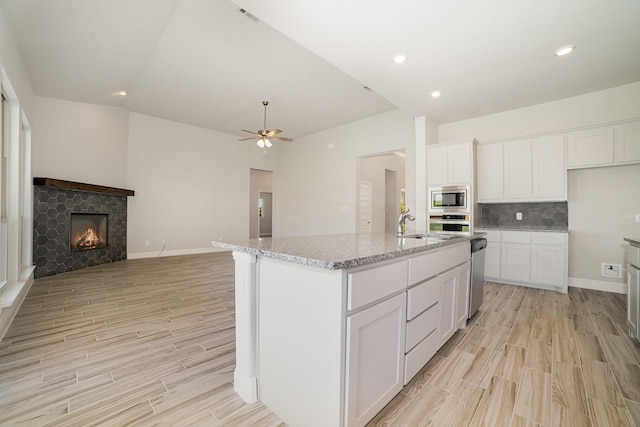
[438,268,457,346]
[567,121,640,169]
[477,143,504,200]
[482,230,568,293]
[478,136,566,202]
[484,231,501,278]
[503,140,532,199]
[427,141,474,186]
[530,233,567,287]
[532,135,567,200]
[345,293,406,427]
[568,126,614,168]
[501,232,531,283]
[615,121,640,164]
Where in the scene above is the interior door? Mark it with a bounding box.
[259,192,272,237]
[359,181,372,233]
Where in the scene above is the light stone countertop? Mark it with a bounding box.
[625,237,640,247]
[211,232,484,270]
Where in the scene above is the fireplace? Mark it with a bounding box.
[70,213,108,253]
[33,178,134,278]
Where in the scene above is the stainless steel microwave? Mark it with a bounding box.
[429,186,468,211]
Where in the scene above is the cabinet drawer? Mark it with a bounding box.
[347,261,408,311]
[501,231,531,244]
[407,276,440,320]
[409,244,469,285]
[531,232,567,245]
[628,244,640,268]
[406,303,439,352]
[404,329,438,385]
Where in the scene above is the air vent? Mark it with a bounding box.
[239,8,260,23]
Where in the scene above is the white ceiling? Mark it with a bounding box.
[2,0,639,140]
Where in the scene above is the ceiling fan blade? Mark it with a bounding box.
[241,129,260,136]
[265,129,282,137]
[270,136,293,142]
[238,137,259,141]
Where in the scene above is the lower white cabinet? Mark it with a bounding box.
[501,243,531,283]
[345,292,406,427]
[482,230,568,293]
[438,269,457,346]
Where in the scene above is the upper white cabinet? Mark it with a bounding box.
[477,143,504,200]
[532,135,567,200]
[503,140,533,199]
[427,141,474,186]
[615,121,640,164]
[477,136,566,203]
[567,120,640,169]
[567,126,614,168]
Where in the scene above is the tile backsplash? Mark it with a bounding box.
[479,202,568,230]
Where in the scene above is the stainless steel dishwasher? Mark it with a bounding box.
[469,237,487,318]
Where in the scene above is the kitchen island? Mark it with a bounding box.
[211,232,481,427]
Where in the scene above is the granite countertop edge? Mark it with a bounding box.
[212,232,485,270]
[624,237,640,247]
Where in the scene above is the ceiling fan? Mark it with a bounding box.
[239,101,293,148]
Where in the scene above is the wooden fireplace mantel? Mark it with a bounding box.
[33,178,135,197]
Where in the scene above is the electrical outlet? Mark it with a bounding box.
[516,212,523,221]
[601,263,622,278]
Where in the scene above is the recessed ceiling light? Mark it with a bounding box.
[555,45,575,56]
[431,91,441,98]
[393,55,407,64]
[118,90,127,96]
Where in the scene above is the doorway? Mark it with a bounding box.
[259,192,273,237]
[357,151,405,233]
[249,169,273,239]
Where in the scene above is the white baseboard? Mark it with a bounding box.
[127,246,228,260]
[568,276,627,294]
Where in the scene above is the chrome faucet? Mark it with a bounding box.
[397,208,415,236]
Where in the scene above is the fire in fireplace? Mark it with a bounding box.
[70,213,108,253]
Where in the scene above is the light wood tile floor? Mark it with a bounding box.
[369,282,640,427]
[1,253,639,426]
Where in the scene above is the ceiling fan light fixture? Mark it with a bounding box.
[264,138,272,148]
[393,55,407,64]
[257,139,265,148]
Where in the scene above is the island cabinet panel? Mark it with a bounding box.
[257,258,346,427]
[345,292,406,427]
[438,268,458,346]
[347,261,408,310]
[406,275,440,319]
[409,243,469,284]
[455,261,471,329]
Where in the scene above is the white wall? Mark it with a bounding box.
[126,113,277,256]
[0,7,34,119]
[438,82,640,290]
[32,97,129,188]
[439,82,640,143]
[274,109,415,237]
[568,164,640,289]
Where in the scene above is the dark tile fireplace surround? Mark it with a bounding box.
[33,178,134,279]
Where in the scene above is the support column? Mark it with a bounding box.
[232,250,259,402]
